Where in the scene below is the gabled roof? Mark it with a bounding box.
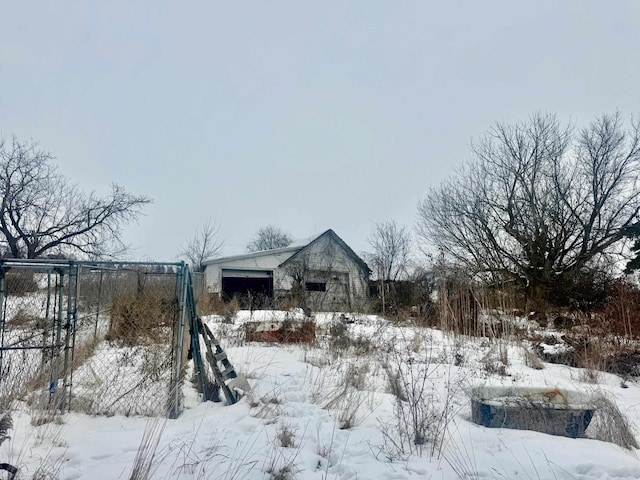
[202,229,370,274]
[201,244,302,266]
[279,229,371,274]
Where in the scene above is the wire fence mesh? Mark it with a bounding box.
[0,260,189,418]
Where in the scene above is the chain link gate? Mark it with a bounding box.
[0,260,189,418]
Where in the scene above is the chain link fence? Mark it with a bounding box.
[0,260,189,418]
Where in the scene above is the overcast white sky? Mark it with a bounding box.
[2,1,640,261]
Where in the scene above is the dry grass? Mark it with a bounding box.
[588,393,639,450]
[522,346,544,370]
[247,390,284,422]
[6,309,43,328]
[0,413,12,447]
[326,320,373,356]
[197,293,240,322]
[245,320,315,344]
[0,409,67,480]
[480,343,509,377]
[266,461,297,480]
[264,440,302,480]
[108,287,177,346]
[4,270,39,295]
[276,424,296,448]
[322,361,375,430]
[128,417,167,480]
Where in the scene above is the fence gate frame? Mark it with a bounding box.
[0,259,190,418]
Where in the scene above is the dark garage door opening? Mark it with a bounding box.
[221,269,273,308]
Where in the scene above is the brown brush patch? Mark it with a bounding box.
[245,320,315,343]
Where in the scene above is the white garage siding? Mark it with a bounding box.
[202,229,370,311]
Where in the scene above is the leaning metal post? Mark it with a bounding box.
[187,269,208,402]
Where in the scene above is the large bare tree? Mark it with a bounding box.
[417,113,640,300]
[179,219,223,271]
[246,225,293,252]
[0,135,151,259]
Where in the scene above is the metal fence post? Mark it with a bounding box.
[50,269,65,405]
[61,262,78,411]
[42,272,52,368]
[67,263,81,412]
[169,262,187,418]
[94,269,104,342]
[0,264,6,377]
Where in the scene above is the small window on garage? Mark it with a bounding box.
[305,282,327,292]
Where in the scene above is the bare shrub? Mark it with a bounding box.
[588,393,639,450]
[305,349,376,430]
[378,334,464,459]
[108,286,177,346]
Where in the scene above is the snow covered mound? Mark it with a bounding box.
[2,310,640,479]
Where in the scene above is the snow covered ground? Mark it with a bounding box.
[3,311,640,479]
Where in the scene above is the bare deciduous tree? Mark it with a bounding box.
[179,219,223,271]
[0,135,151,259]
[246,225,293,252]
[368,220,411,282]
[417,112,640,303]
